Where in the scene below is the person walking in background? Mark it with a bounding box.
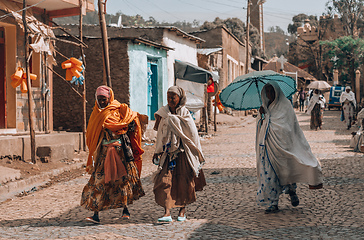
[306,89,326,130]
[298,87,306,111]
[256,82,323,214]
[152,86,206,222]
[340,86,356,130]
[81,86,145,223]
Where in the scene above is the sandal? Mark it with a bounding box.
[158,216,172,222]
[289,191,299,207]
[122,208,130,219]
[265,205,279,214]
[85,215,100,224]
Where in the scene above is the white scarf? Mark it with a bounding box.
[306,93,324,114]
[256,81,323,186]
[154,105,205,176]
[340,90,356,107]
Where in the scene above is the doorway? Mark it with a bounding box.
[147,60,158,120]
[0,27,6,128]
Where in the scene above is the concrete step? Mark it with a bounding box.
[36,143,75,162]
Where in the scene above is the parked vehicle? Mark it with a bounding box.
[328,85,345,110]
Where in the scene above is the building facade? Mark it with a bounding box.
[191,26,249,89]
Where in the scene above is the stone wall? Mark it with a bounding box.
[53,37,129,132]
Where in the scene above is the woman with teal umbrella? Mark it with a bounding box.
[256,82,323,213]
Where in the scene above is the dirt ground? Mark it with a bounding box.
[0,151,87,179]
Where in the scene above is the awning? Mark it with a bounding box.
[0,1,55,38]
[174,60,219,83]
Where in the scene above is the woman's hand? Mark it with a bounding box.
[152,153,162,164]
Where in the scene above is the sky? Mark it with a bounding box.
[102,0,329,33]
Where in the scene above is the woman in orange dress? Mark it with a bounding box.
[81,86,145,223]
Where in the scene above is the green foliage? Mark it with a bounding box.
[287,14,318,35]
[320,36,364,83]
[268,26,285,35]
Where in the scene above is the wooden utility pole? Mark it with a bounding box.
[79,0,87,151]
[98,0,112,87]
[22,0,36,163]
[245,0,251,74]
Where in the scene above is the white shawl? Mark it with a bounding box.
[340,89,356,107]
[306,93,325,114]
[256,81,323,186]
[154,105,205,176]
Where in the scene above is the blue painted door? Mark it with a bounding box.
[147,61,158,120]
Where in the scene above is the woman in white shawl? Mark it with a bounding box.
[340,86,356,129]
[256,82,323,213]
[350,108,364,152]
[152,86,206,222]
[306,89,325,130]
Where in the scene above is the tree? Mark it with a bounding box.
[326,0,364,37]
[287,14,318,35]
[268,26,285,35]
[320,36,364,88]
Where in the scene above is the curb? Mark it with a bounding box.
[0,161,85,203]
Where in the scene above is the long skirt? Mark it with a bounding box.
[310,103,322,130]
[343,102,355,128]
[81,145,145,212]
[153,152,206,209]
[257,144,296,207]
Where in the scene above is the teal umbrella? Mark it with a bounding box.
[219,70,297,110]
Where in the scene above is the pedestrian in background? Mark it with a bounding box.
[340,86,356,130]
[152,86,206,222]
[81,86,145,223]
[256,82,323,213]
[306,89,326,130]
[298,87,306,111]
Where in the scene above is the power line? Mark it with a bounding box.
[122,0,151,17]
[200,0,243,9]
[176,0,241,17]
[142,0,183,21]
[0,0,47,21]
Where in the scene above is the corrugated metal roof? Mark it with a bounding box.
[197,48,223,55]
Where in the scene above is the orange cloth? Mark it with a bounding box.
[86,87,144,173]
[207,81,215,93]
[104,141,127,184]
[213,90,225,112]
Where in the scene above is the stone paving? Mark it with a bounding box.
[0,110,363,239]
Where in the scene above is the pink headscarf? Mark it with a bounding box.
[96,85,111,98]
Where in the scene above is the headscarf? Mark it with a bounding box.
[340,86,356,107]
[306,89,324,114]
[167,86,187,108]
[154,86,204,177]
[256,81,323,186]
[86,86,143,173]
[96,85,111,98]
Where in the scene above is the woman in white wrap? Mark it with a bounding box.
[350,108,364,152]
[306,89,325,130]
[256,82,323,213]
[152,86,206,222]
[340,86,356,129]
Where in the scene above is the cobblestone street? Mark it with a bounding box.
[0,110,363,239]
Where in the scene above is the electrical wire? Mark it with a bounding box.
[176,0,241,17]
[122,0,151,17]
[0,0,47,21]
[142,0,183,21]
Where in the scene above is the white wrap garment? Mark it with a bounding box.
[256,81,323,186]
